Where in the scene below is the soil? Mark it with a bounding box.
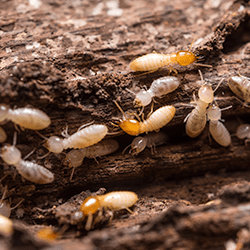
[1,0,250,249]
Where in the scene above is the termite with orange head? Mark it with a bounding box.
[73,191,138,231]
[113,101,175,136]
[207,104,231,147]
[130,50,197,74]
[0,104,51,130]
[1,133,54,184]
[228,75,250,106]
[65,139,119,180]
[41,123,108,155]
[185,70,222,138]
[130,39,211,74]
[123,131,168,155]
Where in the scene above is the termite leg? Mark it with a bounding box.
[77,121,95,132]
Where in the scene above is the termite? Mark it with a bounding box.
[123,131,168,155]
[228,75,250,105]
[207,104,231,147]
[0,127,7,143]
[65,139,119,180]
[128,76,181,108]
[42,123,108,154]
[1,133,54,184]
[236,124,250,144]
[185,70,219,138]
[130,50,197,73]
[114,101,175,136]
[75,191,138,231]
[0,104,51,130]
[0,186,24,217]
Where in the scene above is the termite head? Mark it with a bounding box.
[1,145,22,165]
[65,149,84,168]
[176,51,197,66]
[129,137,147,155]
[198,84,214,103]
[44,136,64,154]
[134,90,152,107]
[0,104,9,122]
[113,101,141,136]
[207,104,221,121]
[236,124,250,139]
[119,119,140,136]
[80,196,101,216]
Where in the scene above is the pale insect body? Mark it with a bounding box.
[1,145,54,184]
[44,124,108,154]
[114,101,175,136]
[130,50,197,73]
[77,191,138,230]
[228,76,250,103]
[236,124,250,144]
[0,186,24,217]
[125,131,168,155]
[65,139,119,169]
[0,104,51,130]
[207,104,231,147]
[0,214,13,236]
[132,76,180,107]
[0,127,7,143]
[185,71,214,138]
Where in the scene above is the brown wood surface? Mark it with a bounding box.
[1,0,250,249]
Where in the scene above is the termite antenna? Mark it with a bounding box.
[113,101,126,118]
[188,36,197,51]
[198,69,204,84]
[37,151,50,160]
[220,105,233,112]
[122,144,132,155]
[126,88,136,96]
[36,131,48,141]
[194,62,213,68]
[23,148,37,160]
[213,78,224,93]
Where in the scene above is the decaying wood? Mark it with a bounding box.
[1,0,250,249]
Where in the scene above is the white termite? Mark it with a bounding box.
[123,131,168,155]
[228,75,250,105]
[185,70,218,138]
[207,104,231,147]
[128,76,180,107]
[43,124,108,154]
[0,104,51,130]
[1,134,54,184]
[236,124,250,144]
[65,139,119,180]
[0,127,7,143]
